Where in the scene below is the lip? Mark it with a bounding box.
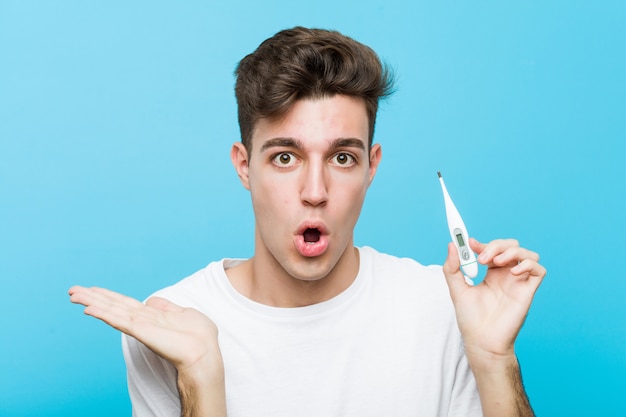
[294,221,329,258]
[296,221,328,237]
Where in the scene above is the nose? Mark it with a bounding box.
[300,161,328,207]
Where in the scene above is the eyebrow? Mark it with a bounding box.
[259,137,366,153]
[331,138,366,151]
[260,137,303,153]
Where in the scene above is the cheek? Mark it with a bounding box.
[332,178,368,215]
[250,176,293,215]
[335,172,369,197]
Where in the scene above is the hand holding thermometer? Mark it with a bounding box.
[438,171,478,279]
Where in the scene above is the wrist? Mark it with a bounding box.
[463,342,517,376]
[464,348,535,417]
[177,351,226,417]
[177,349,225,388]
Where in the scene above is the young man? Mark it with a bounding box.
[70,27,546,417]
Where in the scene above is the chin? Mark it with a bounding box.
[289,265,332,282]
[286,256,337,282]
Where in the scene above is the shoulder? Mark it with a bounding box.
[359,246,445,283]
[146,259,233,310]
[358,245,452,304]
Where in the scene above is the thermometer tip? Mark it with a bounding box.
[437,171,442,178]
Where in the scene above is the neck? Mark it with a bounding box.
[226,245,360,308]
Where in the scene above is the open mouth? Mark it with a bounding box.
[303,228,321,243]
[295,224,328,257]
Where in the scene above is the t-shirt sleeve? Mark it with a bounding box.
[122,333,181,417]
[446,344,483,417]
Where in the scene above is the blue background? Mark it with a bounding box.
[1,1,624,415]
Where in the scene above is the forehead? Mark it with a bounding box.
[251,95,369,152]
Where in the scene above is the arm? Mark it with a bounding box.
[178,358,226,417]
[69,286,226,417]
[442,238,546,417]
[467,353,533,417]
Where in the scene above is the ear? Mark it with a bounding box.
[367,143,382,185]
[230,142,250,190]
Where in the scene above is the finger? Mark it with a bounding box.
[442,242,469,300]
[68,285,85,296]
[82,295,139,328]
[474,239,541,266]
[69,285,102,305]
[510,260,546,301]
[69,286,102,307]
[89,287,145,309]
[70,287,145,333]
[492,246,540,268]
[511,259,547,282]
[80,303,133,333]
[70,287,141,324]
[468,238,486,255]
[475,238,520,265]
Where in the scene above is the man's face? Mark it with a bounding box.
[231,95,381,283]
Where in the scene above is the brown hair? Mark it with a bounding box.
[234,27,394,153]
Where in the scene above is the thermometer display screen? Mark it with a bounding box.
[456,233,465,247]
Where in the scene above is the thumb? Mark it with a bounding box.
[442,242,470,300]
[146,296,184,313]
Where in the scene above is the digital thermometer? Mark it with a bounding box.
[437,171,478,279]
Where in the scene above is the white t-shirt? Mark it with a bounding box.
[122,246,482,416]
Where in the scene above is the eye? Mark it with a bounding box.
[330,152,355,166]
[272,152,298,167]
